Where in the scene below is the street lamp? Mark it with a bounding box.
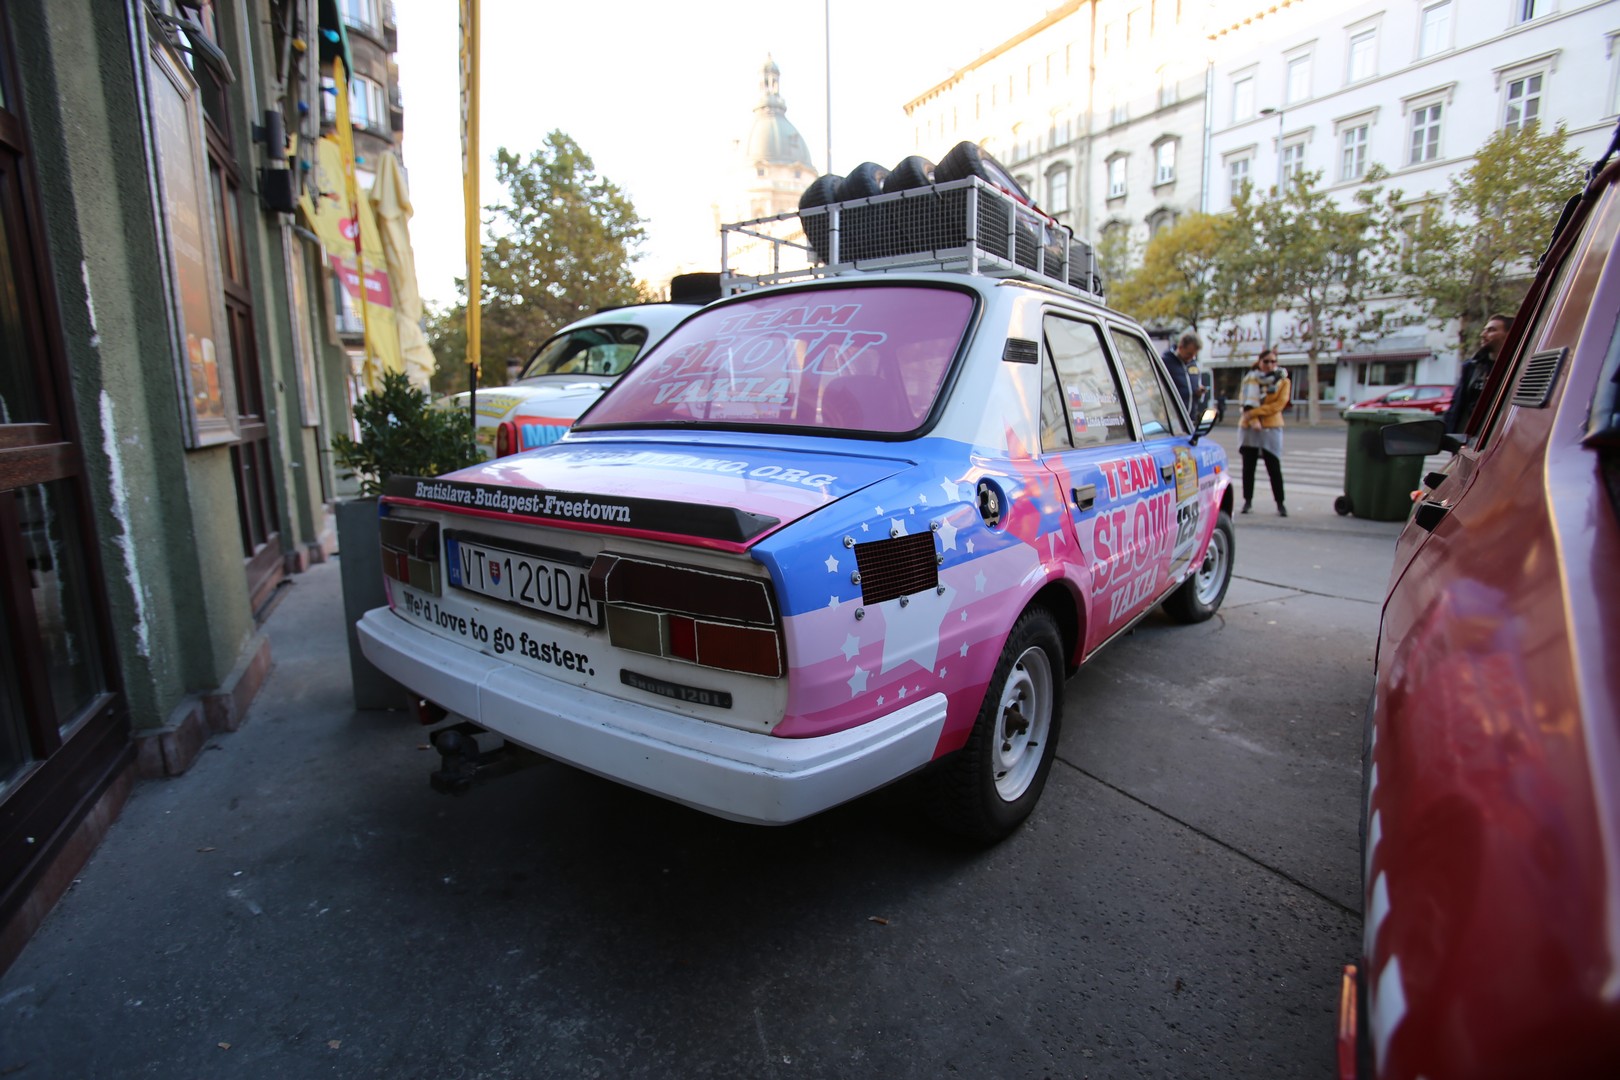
[1258,106,1286,358]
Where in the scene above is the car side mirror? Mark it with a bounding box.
[1381,418,1465,456]
[1190,406,1218,444]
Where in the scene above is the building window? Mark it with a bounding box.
[1155,140,1177,185]
[320,74,387,131]
[1504,72,1543,134]
[1286,55,1312,104]
[1047,168,1070,214]
[1419,2,1451,59]
[1228,156,1252,202]
[1158,66,1178,109]
[1341,124,1369,180]
[1409,103,1442,164]
[339,0,382,32]
[1515,0,1540,24]
[1340,125,1369,181]
[1232,75,1255,122]
[1347,30,1376,84]
[1282,141,1306,183]
[1147,208,1177,236]
[1107,157,1127,199]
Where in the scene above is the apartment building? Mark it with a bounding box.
[1205,0,1619,401]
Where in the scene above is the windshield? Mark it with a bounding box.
[576,286,973,434]
[521,324,649,380]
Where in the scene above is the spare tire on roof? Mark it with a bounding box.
[834,162,892,262]
[883,155,940,256]
[934,141,1045,270]
[798,173,843,263]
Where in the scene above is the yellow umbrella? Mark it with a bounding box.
[369,150,437,391]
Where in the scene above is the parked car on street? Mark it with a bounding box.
[1341,142,1620,1076]
[360,166,1233,841]
[1344,384,1453,415]
[444,274,720,459]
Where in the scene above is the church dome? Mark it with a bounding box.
[744,56,815,171]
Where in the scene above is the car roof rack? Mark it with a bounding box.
[718,176,1104,302]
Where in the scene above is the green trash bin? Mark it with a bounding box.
[1335,409,1429,521]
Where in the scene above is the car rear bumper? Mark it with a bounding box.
[357,607,949,825]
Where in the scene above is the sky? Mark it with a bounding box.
[390,0,1062,310]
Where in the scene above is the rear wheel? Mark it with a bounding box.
[931,608,1064,842]
[1163,511,1234,624]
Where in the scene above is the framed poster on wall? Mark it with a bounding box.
[143,25,238,447]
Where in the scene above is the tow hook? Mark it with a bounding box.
[428,721,539,795]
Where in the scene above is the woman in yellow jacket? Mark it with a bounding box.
[1239,348,1290,516]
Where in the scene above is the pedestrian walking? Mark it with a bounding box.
[1159,330,1202,412]
[1239,348,1289,517]
[1441,313,1512,434]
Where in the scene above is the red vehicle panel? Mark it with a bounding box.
[1347,153,1620,1076]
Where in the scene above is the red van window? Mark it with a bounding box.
[576,286,973,434]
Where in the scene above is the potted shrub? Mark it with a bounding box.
[332,371,482,709]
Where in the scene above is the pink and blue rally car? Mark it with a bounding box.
[358,169,1233,840]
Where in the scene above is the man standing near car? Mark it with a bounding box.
[1442,313,1511,434]
[1160,330,1202,412]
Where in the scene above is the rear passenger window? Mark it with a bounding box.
[1041,316,1132,451]
[1109,327,1189,437]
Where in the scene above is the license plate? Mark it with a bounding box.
[446,537,598,625]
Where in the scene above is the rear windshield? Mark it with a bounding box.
[575,286,973,434]
[521,324,649,379]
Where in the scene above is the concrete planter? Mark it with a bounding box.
[336,496,408,711]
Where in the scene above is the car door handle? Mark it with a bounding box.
[1414,500,1449,532]
[1160,464,1175,484]
[1073,484,1097,512]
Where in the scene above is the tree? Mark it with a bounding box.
[1404,122,1585,357]
[1094,224,1139,297]
[1230,168,1408,424]
[427,131,649,390]
[1109,212,1239,338]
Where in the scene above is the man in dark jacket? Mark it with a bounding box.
[1442,313,1511,434]
[1159,330,1202,412]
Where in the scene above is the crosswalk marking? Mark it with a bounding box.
[1222,444,1451,503]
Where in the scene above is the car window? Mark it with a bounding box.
[577,286,973,434]
[523,325,650,379]
[1386,388,1414,403]
[1414,387,1443,400]
[1108,327,1188,437]
[1041,315,1131,451]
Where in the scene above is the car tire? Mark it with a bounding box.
[930,607,1064,842]
[1163,511,1234,624]
[884,155,938,257]
[835,163,891,262]
[799,174,844,262]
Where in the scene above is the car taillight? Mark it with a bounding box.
[380,515,441,594]
[495,420,519,457]
[588,554,783,678]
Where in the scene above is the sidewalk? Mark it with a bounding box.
[0,556,438,1078]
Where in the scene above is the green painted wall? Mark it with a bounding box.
[13,0,257,725]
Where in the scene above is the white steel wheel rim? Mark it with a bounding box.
[992,645,1053,801]
[1194,527,1230,607]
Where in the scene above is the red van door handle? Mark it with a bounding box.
[1414,500,1449,532]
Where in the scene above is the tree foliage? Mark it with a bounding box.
[331,370,483,494]
[1227,168,1407,423]
[1108,212,1236,335]
[427,131,649,390]
[1403,122,1585,355]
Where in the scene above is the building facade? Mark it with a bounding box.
[902,1,1218,271]
[0,0,392,970]
[1204,0,1620,406]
